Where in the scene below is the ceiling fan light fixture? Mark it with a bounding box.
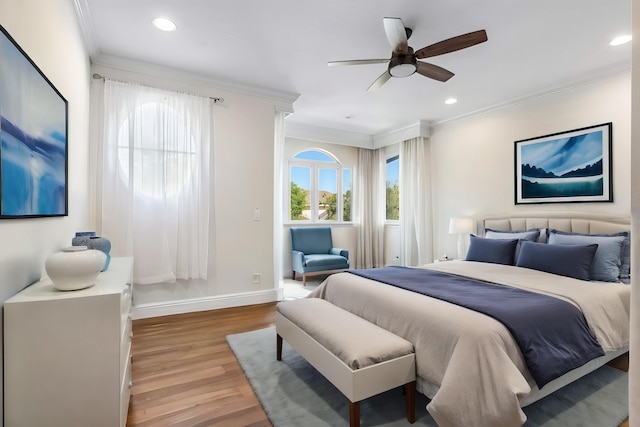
[389,55,417,78]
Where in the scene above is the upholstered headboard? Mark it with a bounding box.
[477,214,631,284]
[479,214,630,237]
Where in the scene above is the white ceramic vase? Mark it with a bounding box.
[45,246,107,291]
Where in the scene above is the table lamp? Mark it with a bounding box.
[449,218,475,259]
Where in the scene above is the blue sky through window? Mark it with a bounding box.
[343,168,352,193]
[291,166,310,190]
[387,156,399,185]
[294,151,333,162]
[292,150,344,192]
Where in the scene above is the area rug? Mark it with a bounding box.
[227,326,629,427]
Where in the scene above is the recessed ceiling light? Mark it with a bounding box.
[152,17,177,32]
[610,35,631,46]
[445,98,458,105]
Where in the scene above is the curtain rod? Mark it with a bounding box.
[92,73,224,103]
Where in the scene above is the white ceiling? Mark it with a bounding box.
[76,0,631,137]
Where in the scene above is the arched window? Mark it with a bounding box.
[288,149,351,222]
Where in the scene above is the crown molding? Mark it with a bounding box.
[72,0,99,57]
[372,120,431,148]
[285,119,432,149]
[434,62,631,126]
[91,54,300,105]
[285,121,374,148]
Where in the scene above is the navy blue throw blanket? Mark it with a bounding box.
[348,266,604,388]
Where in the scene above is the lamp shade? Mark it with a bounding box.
[449,218,475,234]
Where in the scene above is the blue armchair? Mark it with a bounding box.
[290,227,349,285]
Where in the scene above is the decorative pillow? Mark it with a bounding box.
[547,230,627,282]
[516,241,598,281]
[547,229,630,283]
[484,228,541,242]
[485,228,541,260]
[465,235,518,265]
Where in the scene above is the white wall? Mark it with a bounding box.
[0,0,91,421]
[430,72,631,258]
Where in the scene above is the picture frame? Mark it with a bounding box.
[0,24,68,218]
[514,122,612,205]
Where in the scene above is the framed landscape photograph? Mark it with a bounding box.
[0,25,68,218]
[514,123,612,205]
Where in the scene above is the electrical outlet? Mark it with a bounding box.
[253,273,261,284]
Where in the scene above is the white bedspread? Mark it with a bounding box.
[308,261,630,427]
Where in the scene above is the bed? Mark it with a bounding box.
[308,215,631,427]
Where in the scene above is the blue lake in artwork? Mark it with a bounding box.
[521,176,603,199]
[1,116,66,216]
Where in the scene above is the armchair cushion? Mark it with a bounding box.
[291,226,334,254]
[304,254,348,269]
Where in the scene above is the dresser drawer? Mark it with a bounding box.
[5,257,134,427]
[120,355,132,427]
[120,317,132,376]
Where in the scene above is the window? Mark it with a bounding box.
[117,102,197,198]
[386,155,399,220]
[288,149,351,222]
[99,79,212,284]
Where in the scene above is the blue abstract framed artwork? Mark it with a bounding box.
[514,123,612,204]
[0,25,68,218]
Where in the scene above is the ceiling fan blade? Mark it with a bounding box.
[328,59,390,67]
[416,62,455,82]
[367,71,392,91]
[383,17,408,55]
[415,30,488,59]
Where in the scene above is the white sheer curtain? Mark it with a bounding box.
[97,79,212,284]
[355,147,385,269]
[400,137,433,266]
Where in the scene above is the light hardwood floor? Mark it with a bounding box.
[126,302,629,427]
[127,302,276,426]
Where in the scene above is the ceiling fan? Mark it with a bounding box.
[328,17,488,91]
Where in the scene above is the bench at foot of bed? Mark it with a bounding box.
[276,297,416,427]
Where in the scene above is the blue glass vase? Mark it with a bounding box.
[87,237,111,271]
[72,233,111,271]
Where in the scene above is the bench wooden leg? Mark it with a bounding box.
[405,380,416,423]
[276,334,283,361]
[349,400,360,427]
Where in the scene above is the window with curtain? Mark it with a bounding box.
[98,80,212,285]
[287,149,351,222]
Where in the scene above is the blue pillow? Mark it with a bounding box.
[516,241,598,281]
[548,229,630,283]
[485,228,541,259]
[485,228,540,242]
[466,235,518,265]
[547,230,626,282]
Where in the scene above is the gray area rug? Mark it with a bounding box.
[227,326,628,427]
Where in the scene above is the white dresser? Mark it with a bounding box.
[4,257,134,427]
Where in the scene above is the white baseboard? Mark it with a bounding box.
[131,288,283,319]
